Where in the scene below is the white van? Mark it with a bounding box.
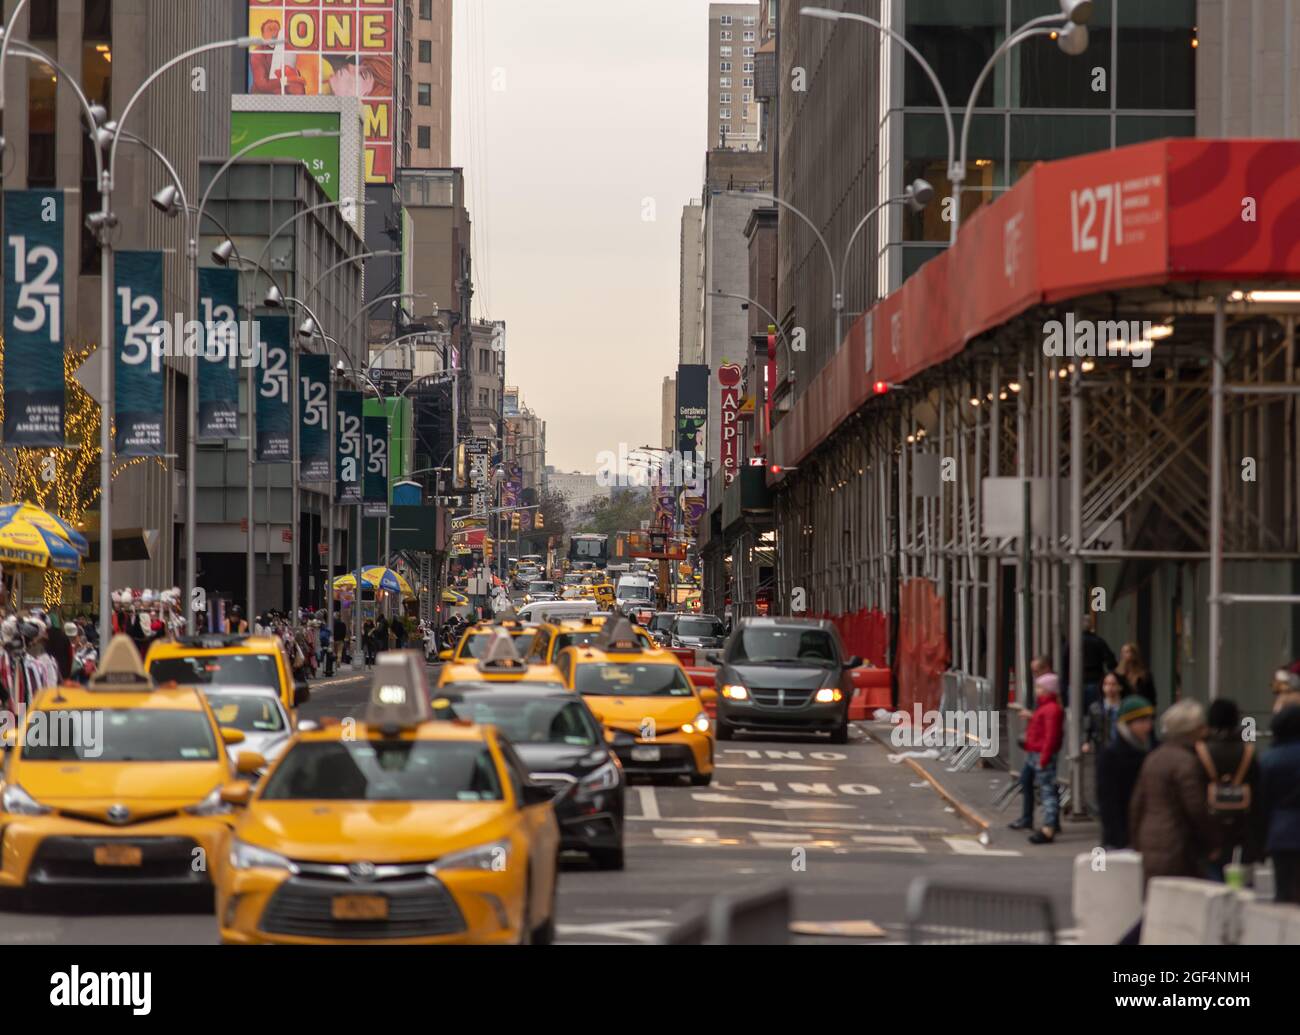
[614,575,655,615]
[514,599,600,624]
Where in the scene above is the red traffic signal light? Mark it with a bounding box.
[873,380,890,395]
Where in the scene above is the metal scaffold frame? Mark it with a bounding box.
[773,287,1300,806]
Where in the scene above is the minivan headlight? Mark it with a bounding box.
[721,684,749,701]
[815,687,844,703]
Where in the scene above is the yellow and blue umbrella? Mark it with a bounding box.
[333,566,415,600]
[0,502,88,573]
[442,588,469,606]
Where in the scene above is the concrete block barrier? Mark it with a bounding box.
[1140,878,1238,945]
[1238,899,1300,945]
[1072,850,1143,944]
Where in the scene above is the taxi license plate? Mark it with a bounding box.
[631,746,661,762]
[331,895,389,921]
[93,844,143,867]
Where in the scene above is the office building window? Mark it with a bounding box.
[1116,0,1196,110]
[721,15,732,25]
[418,83,432,106]
[904,0,1002,108]
[744,15,756,26]
[743,62,753,72]
[721,30,732,41]
[419,39,432,63]
[420,0,432,19]
[743,47,754,57]
[720,77,731,87]
[479,388,490,407]
[720,109,731,120]
[29,0,57,38]
[418,125,431,149]
[720,46,732,56]
[744,31,755,41]
[27,64,56,186]
[720,61,731,72]
[720,93,731,103]
[743,77,753,87]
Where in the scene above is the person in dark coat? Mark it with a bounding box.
[1129,700,1216,887]
[1096,695,1154,849]
[1258,704,1300,904]
[44,614,74,683]
[1085,670,1131,753]
[392,616,407,650]
[1061,618,1118,710]
[1197,698,1264,878]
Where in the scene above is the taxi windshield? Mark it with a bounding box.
[150,653,280,690]
[260,740,503,801]
[574,663,693,697]
[434,697,599,746]
[20,709,220,762]
[459,631,536,658]
[205,693,285,733]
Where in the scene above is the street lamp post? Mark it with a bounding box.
[88,33,266,647]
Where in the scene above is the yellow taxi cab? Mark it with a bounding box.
[437,618,537,664]
[215,650,561,945]
[146,634,308,717]
[0,636,262,906]
[527,617,655,668]
[591,583,615,611]
[437,629,567,689]
[555,618,714,786]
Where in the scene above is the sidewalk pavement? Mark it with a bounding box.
[858,719,1100,859]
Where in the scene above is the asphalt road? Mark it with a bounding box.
[0,666,1080,945]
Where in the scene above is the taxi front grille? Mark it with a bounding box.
[260,877,467,940]
[29,836,207,885]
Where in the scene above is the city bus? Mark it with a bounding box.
[568,533,609,570]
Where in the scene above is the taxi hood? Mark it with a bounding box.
[14,760,227,814]
[581,694,700,730]
[235,800,516,863]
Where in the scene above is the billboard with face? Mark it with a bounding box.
[247,0,396,183]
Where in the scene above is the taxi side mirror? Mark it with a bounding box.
[705,651,722,665]
[235,751,267,776]
[844,656,863,669]
[438,649,453,661]
[521,780,557,807]
[220,727,246,745]
[293,680,311,707]
[699,687,718,704]
[220,781,253,807]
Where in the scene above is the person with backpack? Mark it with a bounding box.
[1196,698,1263,880]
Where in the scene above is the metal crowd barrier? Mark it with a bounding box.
[905,878,1057,945]
[659,883,792,945]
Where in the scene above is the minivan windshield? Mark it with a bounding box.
[727,626,838,666]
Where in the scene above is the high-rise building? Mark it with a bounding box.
[661,377,677,450]
[405,0,453,168]
[679,203,704,364]
[707,3,762,151]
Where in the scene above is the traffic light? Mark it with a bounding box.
[511,512,520,532]
[873,380,891,395]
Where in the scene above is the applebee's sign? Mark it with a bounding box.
[719,363,742,485]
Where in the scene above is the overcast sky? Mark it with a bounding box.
[452,0,720,472]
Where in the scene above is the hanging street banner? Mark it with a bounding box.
[298,353,330,482]
[335,389,362,504]
[676,363,708,472]
[255,314,292,462]
[4,190,66,445]
[113,251,167,456]
[363,413,389,516]
[197,266,242,439]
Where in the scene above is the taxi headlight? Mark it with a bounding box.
[229,837,298,873]
[576,760,620,800]
[431,839,512,873]
[815,687,844,703]
[185,784,232,817]
[1,783,51,816]
[682,711,711,735]
[721,684,749,701]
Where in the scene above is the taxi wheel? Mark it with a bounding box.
[531,869,557,945]
[591,846,625,871]
[689,771,713,787]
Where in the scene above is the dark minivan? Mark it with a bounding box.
[710,617,861,743]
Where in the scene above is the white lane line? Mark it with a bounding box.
[632,786,660,820]
[943,836,1022,857]
[627,814,953,834]
[652,828,719,841]
[850,835,925,853]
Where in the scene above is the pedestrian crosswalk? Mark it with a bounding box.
[631,824,1022,857]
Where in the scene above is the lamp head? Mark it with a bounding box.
[298,317,317,341]
[212,239,236,266]
[151,184,179,217]
[263,284,285,308]
[1060,0,1093,25]
[1056,21,1089,55]
[88,103,109,125]
[907,178,935,210]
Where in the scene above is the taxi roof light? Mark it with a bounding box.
[176,634,250,649]
[476,628,530,673]
[87,635,156,692]
[593,616,643,654]
[363,651,432,733]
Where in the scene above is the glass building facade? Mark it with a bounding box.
[881,0,1197,287]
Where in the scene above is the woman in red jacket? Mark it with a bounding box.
[1010,673,1066,844]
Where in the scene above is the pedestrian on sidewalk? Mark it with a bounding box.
[1061,616,1117,711]
[1129,699,1216,887]
[1195,698,1263,881]
[1010,672,1065,844]
[333,611,347,668]
[362,619,376,667]
[1116,643,1156,704]
[1258,703,1300,904]
[1272,669,1300,713]
[1096,694,1154,849]
[1085,670,1131,754]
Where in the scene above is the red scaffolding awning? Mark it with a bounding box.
[773,138,1300,470]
